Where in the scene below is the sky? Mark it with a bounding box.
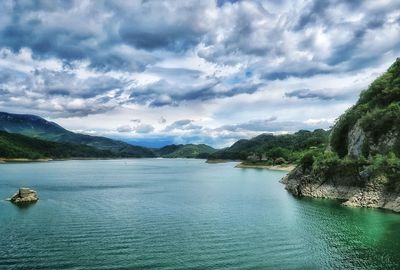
[0,0,399,148]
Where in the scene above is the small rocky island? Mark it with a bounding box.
[8,188,39,205]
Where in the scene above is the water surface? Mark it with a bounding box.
[1,159,400,269]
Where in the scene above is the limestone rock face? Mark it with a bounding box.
[347,121,365,159]
[9,188,39,204]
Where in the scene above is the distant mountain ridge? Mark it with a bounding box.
[155,144,217,158]
[0,112,217,159]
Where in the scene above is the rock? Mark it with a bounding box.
[347,121,365,158]
[8,188,39,204]
[282,167,400,213]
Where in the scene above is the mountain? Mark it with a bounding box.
[156,144,217,158]
[283,59,400,212]
[0,112,155,157]
[0,130,115,159]
[209,129,329,164]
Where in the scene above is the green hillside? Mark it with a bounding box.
[0,130,115,159]
[156,144,217,158]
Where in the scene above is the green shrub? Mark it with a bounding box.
[274,157,287,165]
[362,103,400,139]
[367,153,400,190]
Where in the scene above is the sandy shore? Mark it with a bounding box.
[206,159,233,164]
[235,163,296,172]
[0,158,53,163]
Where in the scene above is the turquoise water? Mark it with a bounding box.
[1,159,400,269]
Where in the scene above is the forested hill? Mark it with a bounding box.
[0,130,115,159]
[209,129,330,165]
[155,144,217,158]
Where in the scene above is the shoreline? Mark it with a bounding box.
[0,157,134,163]
[235,162,295,171]
[0,158,53,163]
[0,157,210,163]
[206,159,236,164]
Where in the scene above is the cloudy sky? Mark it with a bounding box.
[0,0,399,148]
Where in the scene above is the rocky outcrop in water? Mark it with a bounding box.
[8,188,39,204]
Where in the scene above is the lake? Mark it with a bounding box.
[1,159,400,269]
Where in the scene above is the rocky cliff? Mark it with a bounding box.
[282,59,400,212]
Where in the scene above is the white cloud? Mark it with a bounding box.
[0,0,399,147]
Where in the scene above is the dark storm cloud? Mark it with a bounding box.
[216,0,240,7]
[118,18,201,52]
[113,1,212,52]
[285,89,340,101]
[262,69,331,80]
[1,9,89,60]
[293,0,362,31]
[217,117,277,132]
[129,79,262,107]
[0,66,127,117]
[0,0,212,72]
[164,120,203,132]
[292,0,400,72]
[31,68,127,99]
[1,0,399,74]
[217,117,332,133]
[147,67,203,79]
[117,123,154,134]
[201,0,400,78]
